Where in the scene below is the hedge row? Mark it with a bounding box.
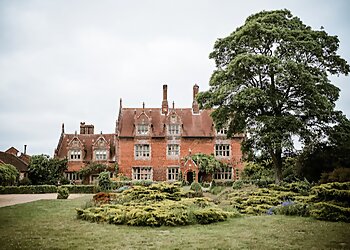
[0,185,95,194]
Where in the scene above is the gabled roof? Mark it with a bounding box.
[118,108,215,138]
[55,133,116,161]
[5,146,19,156]
[0,151,28,172]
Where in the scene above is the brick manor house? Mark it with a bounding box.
[54,84,244,183]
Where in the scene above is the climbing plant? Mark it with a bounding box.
[79,163,110,177]
[190,153,227,173]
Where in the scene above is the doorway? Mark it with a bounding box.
[186,171,194,184]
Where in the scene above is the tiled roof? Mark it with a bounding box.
[55,133,116,161]
[118,108,215,137]
[0,151,28,172]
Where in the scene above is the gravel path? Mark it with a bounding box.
[0,193,91,208]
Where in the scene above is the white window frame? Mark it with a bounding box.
[213,167,233,180]
[137,124,149,135]
[217,127,228,135]
[135,144,150,159]
[215,144,230,157]
[65,172,82,181]
[168,124,180,135]
[167,166,180,181]
[167,144,180,156]
[95,149,107,160]
[69,149,81,161]
[132,166,153,180]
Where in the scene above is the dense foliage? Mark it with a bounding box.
[77,183,237,226]
[0,163,19,186]
[298,117,350,182]
[78,163,110,177]
[197,9,350,183]
[27,155,67,185]
[57,186,69,199]
[190,153,226,173]
[97,171,112,191]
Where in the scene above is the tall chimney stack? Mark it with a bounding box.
[162,84,168,114]
[192,84,199,114]
[24,145,27,155]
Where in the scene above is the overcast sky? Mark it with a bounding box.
[0,0,349,156]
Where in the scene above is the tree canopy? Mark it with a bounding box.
[0,163,19,186]
[28,155,68,185]
[197,9,349,183]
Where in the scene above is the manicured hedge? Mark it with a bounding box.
[0,185,96,194]
[0,185,57,194]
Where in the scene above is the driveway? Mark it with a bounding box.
[0,193,91,208]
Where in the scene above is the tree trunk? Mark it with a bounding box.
[269,147,283,184]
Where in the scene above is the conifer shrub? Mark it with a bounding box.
[57,187,69,199]
[273,201,310,217]
[76,183,234,226]
[190,182,203,197]
[307,182,350,222]
[310,202,350,222]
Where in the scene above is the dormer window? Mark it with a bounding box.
[69,149,81,160]
[137,124,149,135]
[168,124,180,135]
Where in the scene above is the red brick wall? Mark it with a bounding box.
[118,136,243,181]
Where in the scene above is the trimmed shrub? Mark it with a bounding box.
[311,182,350,203]
[274,201,310,217]
[57,187,69,199]
[190,182,203,197]
[210,186,225,195]
[192,207,230,224]
[269,181,312,195]
[0,185,57,194]
[77,198,233,227]
[76,183,234,227]
[98,171,112,191]
[310,202,350,222]
[232,180,244,189]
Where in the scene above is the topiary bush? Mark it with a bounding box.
[57,186,69,199]
[98,171,112,191]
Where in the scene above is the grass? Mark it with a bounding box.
[0,196,349,249]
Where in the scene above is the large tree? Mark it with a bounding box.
[0,164,19,186]
[28,155,68,185]
[197,9,349,183]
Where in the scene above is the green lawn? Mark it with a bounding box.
[0,196,349,250]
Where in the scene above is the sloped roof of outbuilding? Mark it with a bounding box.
[0,151,28,172]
